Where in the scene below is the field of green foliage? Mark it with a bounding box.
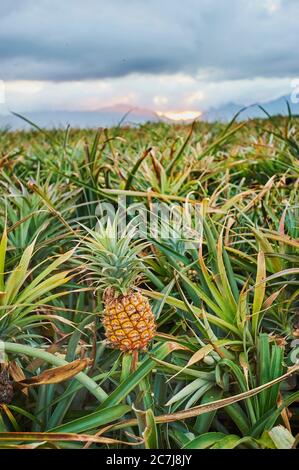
[0,115,298,449]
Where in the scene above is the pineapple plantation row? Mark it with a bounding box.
[0,116,298,449]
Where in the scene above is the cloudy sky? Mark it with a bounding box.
[0,0,298,116]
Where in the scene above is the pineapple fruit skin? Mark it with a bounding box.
[0,368,14,405]
[102,291,156,352]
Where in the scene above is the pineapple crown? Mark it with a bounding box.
[80,216,148,296]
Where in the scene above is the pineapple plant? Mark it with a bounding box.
[81,217,156,352]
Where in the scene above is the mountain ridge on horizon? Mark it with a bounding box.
[0,94,298,130]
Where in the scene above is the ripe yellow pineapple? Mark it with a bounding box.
[103,289,155,351]
[82,218,156,352]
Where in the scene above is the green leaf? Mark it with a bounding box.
[194,387,223,434]
[0,227,7,293]
[211,434,242,449]
[268,426,295,449]
[143,409,158,449]
[183,432,227,449]
[165,379,212,407]
[98,342,184,409]
[4,239,36,304]
[268,425,295,449]
[49,404,131,434]
[252,250,266,335]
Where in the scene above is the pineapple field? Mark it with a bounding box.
[0,116,298,450]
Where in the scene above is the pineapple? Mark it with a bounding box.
[0,365,13,405]
[82,218,156,352]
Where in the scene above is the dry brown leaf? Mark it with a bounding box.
[187,344,214,367]
[18,358,90,387]
[0,431,140,445]
[9,361,26,382]
[8,361,28,396]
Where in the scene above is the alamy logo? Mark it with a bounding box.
[95,197,204,248]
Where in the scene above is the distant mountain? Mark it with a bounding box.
[202,95,299,122]
[0,105,160,130]
[0,95,298,130]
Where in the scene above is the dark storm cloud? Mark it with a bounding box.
[0,0,298,81]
